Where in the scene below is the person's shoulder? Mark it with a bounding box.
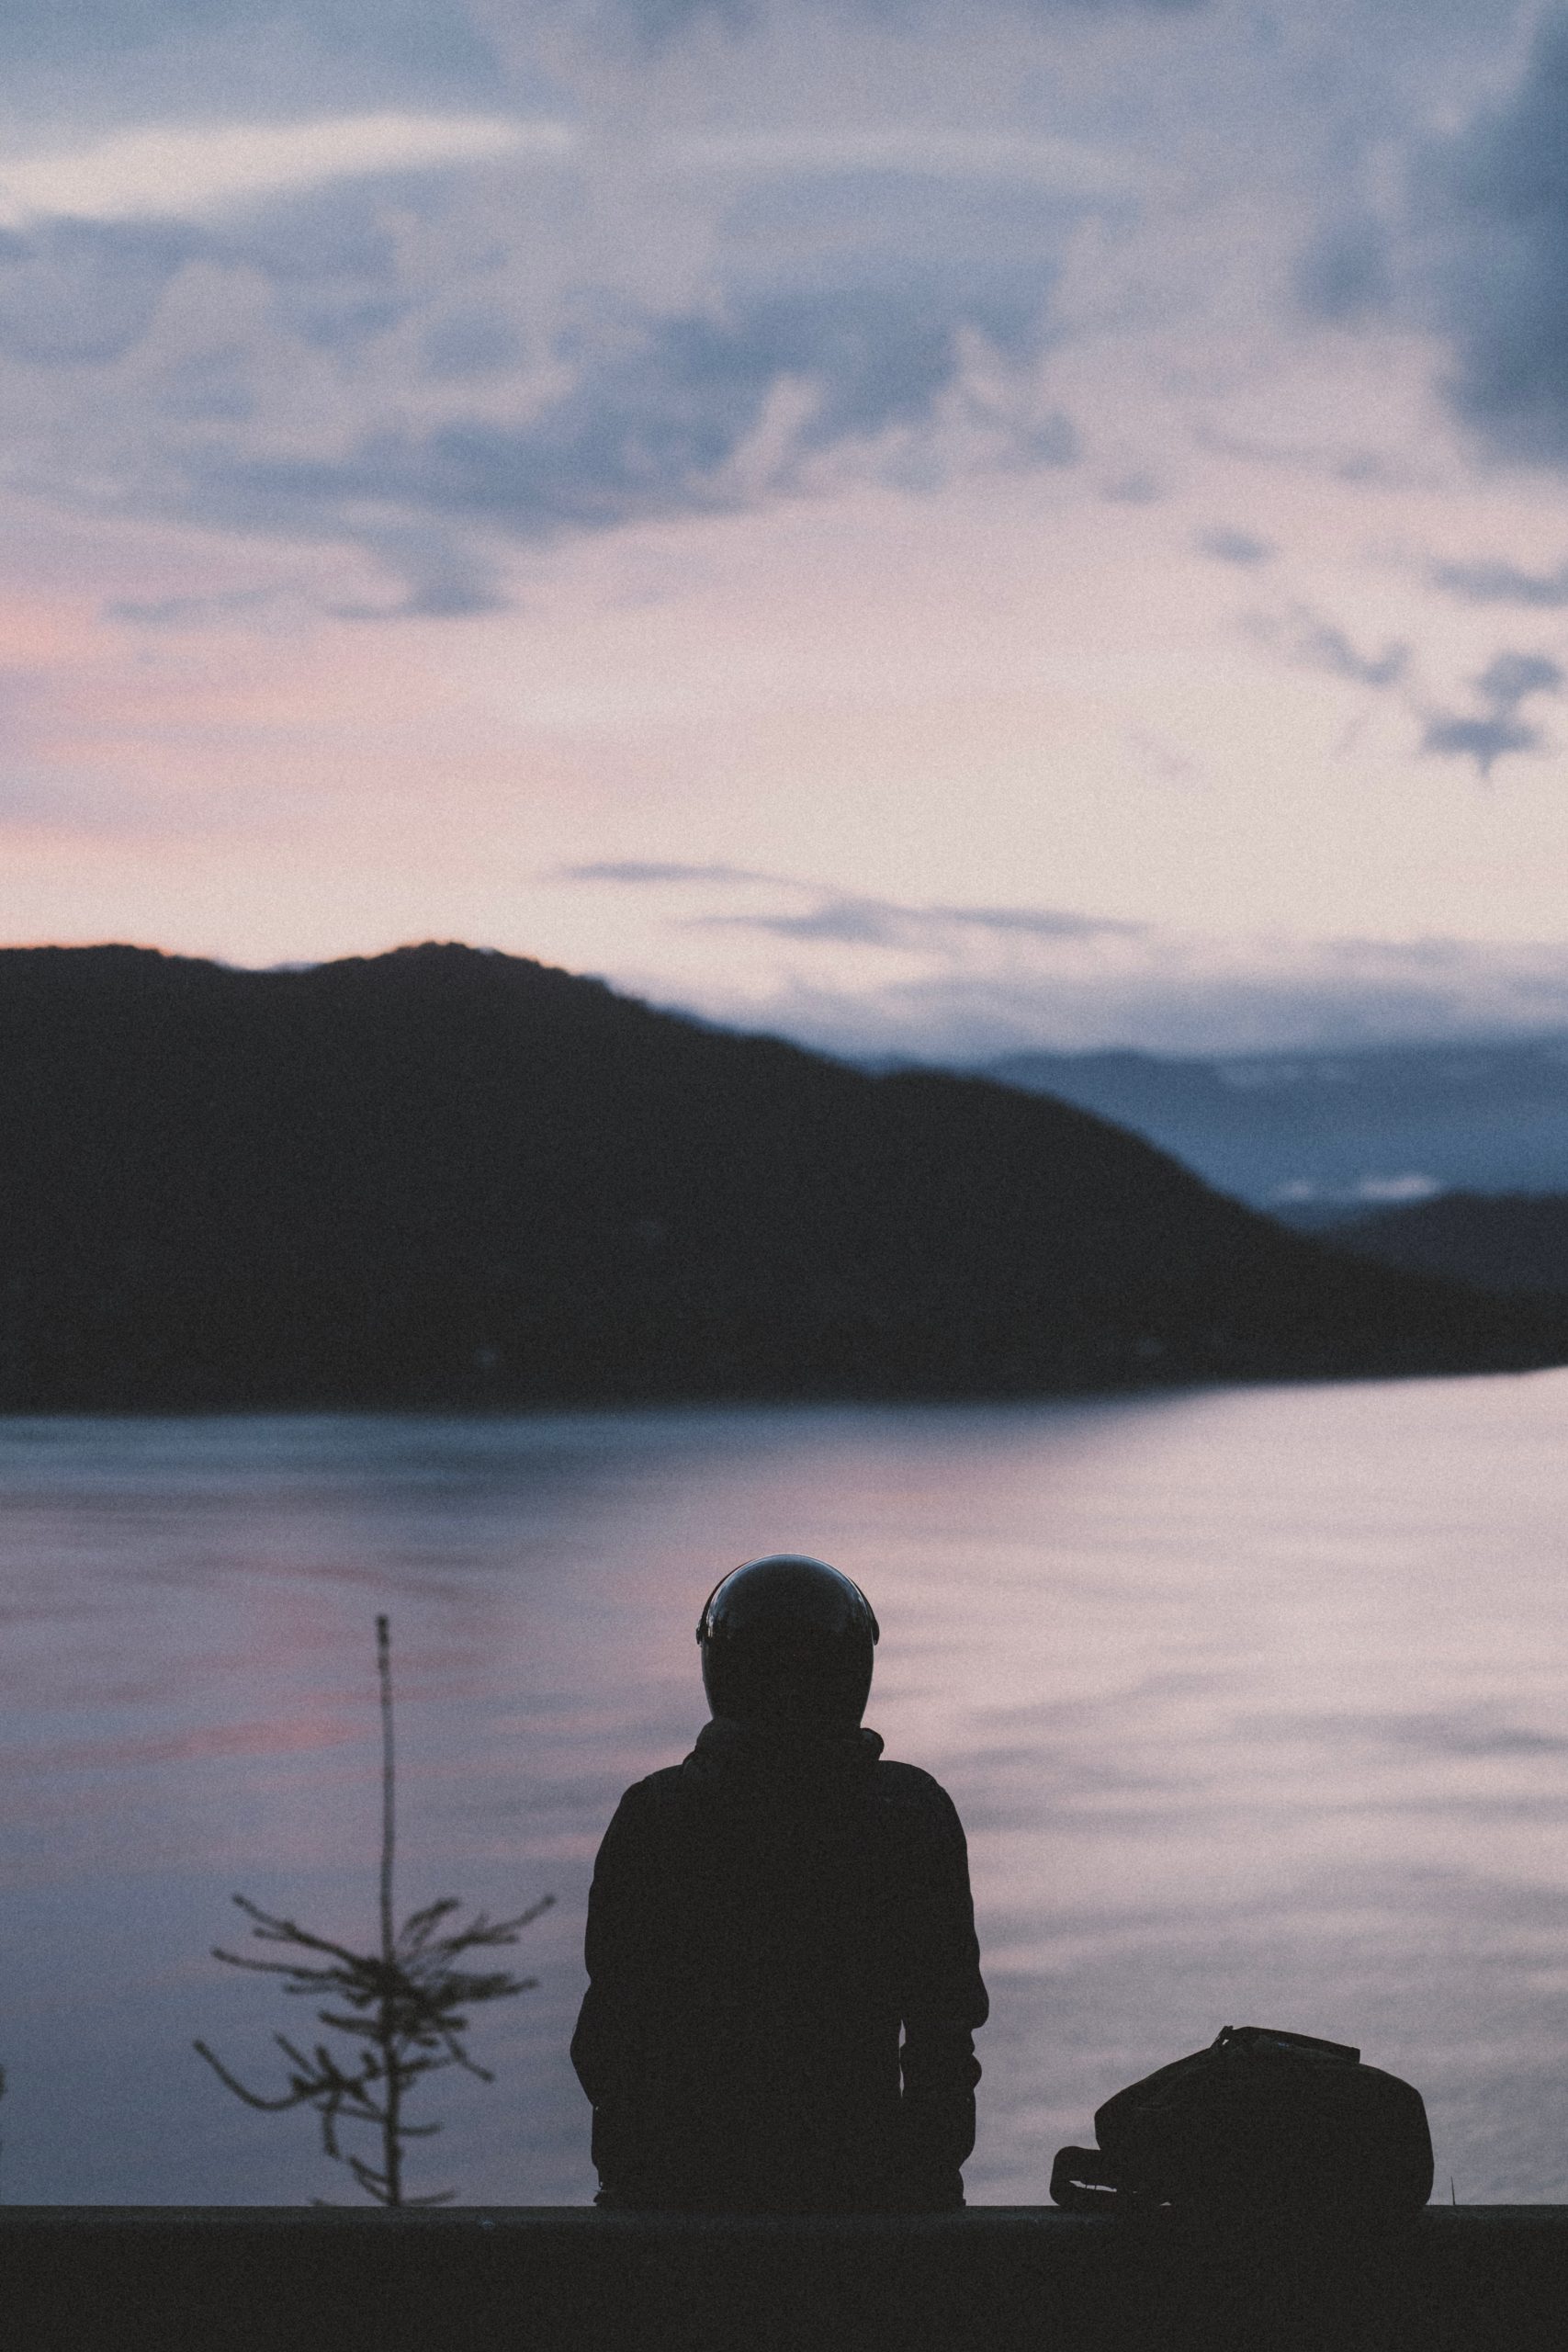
[866,1756,964,1822]
[613,1761,690,1815]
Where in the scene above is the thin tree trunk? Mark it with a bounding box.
[375,1612,401,2207]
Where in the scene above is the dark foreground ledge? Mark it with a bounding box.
[6,2206,1567,2352]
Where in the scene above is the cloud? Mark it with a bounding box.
[0,0,498,81]
[696,894,1145,949]
[330,523,509,618]
[1419,649,1562,778]
[1425,11,1568,461]
[561,859,773,885]
[0,219,194,365]
[564,868,1568,1058]
[1298,624,1407,691]
[1101,469,1160,503]
[0,116,560,231]
[1419,713,1542,774]
[0,167,477,368]
[563,861,1142,944]
[0,25,1105,619]
[1475,650,1564,706]
[672,932,1568,1062]
[1432,554,1568,607]
[173,270,1068,574]
[1252,605,1409,690]
[107,584,287,628]
[560,864,1143,950]
[1292,215,1391,323]
[421,304,526,380]
[1249,604,1558,778]
[1196,526,1273,566]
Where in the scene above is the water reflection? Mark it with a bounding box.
[2,1377,1568,2200]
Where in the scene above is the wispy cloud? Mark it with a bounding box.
[1249,605,1557,777]
[675,936,1568,1061]
[695,897,1145,949]
[557,861,1143,952]
[558,864,1568,1057]
[0,115,565,229]
[1252,605,1409,690]
[561,859,773,886]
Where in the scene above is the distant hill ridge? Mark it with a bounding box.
[0,941,1554,1409]
[977,1038,1568,1207]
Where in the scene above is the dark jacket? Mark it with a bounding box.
[570,1716,987,2212]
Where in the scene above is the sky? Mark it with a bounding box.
[10,1,1568,1056]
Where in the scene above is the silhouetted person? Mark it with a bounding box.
[571,1554,987,2211]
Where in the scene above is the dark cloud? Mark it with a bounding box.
[421,306,526,380]
[0,220,196,367]
[0,129,1077,612]
[1432,555,1568,607]
[561,859,772,884]
[942,904,1144,940]
[331,524,507,618]
[1427,12,1568,460]
[177,269,1066,563]
[0,0,496,82]
[1475,650,1563,706]
[0,183,413,370]
[1196,526,1273,566]
[694,892,1145,949]
[559,864,1144,952]
[1420,648,1562,778]
[1292,216,1391,322]
[1419,710,1542,775]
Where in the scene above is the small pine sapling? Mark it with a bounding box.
[195,1614,552,2205]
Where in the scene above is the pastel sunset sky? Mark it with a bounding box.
[9,0,1568,1056]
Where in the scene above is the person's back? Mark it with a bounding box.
[571,1555,987,2212]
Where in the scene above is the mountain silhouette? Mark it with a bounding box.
[0,942,1555,1409]
[1334,1192,1568,1300]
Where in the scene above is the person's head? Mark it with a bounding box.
[695,1554,879,1729]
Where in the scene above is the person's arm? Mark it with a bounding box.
[897,1781,988,2208]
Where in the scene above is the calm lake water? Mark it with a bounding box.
[5,1374,1568,2205]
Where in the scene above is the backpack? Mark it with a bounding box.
[1050,2025,1434,2224]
